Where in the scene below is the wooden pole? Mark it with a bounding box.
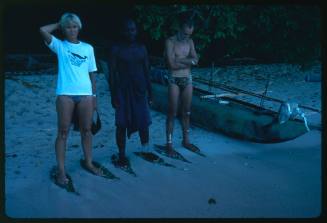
[193,76,321,113]
[259,72,271,108]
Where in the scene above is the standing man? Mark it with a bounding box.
[109,18,152,167]
[164,15,200,156]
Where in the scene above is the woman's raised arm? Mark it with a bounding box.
[39,23,60,44]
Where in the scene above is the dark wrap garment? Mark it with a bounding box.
[109,43,152,138]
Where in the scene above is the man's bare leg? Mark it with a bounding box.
[78,96,103,175]
[139,127,149,145]
[166,83,180,153]
[55,96,75,185]
[181,84,198,151]
[136,127,150,152]
[116,126,127,163]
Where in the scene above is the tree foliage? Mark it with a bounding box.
[134,5,320,65]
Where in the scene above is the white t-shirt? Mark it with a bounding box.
[46,35,97,95]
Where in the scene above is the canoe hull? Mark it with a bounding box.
[151,83,308,143]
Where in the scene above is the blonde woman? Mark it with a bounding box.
[40,13,103,188]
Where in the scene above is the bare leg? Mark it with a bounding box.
[180,84,199,152]
[138,127,150,152]
[139,127,149,146]
[78,96,102,175]
[55,96,75,185]
[166,84,179,152]
[180,84,193,144]
[116,126,127,160]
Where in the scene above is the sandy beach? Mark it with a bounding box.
[4,67,321,218]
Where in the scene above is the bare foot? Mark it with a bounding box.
[182,141,200,152]
[56,171,69,187]
[85,163,104,176]
[166,143,178,157]
[117,156,129,167]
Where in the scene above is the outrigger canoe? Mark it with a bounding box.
[150,68,309,144]
[98,59,309,144]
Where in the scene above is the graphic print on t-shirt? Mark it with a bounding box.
[68,50,87,67]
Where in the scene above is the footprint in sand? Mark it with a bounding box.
[16,108,27,116]
[70,144,79,149]
[33,110,43,115]
[46,132,53,137]
[37,121,44,126]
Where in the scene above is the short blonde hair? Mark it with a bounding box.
[60,13,82,30]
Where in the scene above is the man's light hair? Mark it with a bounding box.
[60,13,82,29]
